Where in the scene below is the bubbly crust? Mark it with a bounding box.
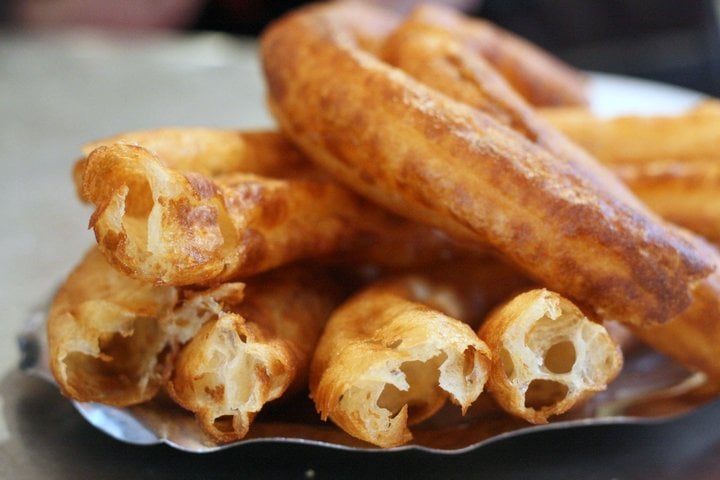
[541,104,720,242]
[167,267,340,443]
[310,275,491,448]
[82,143,429,285]
[260,1,713,325]
[630,271,720,382]
[74,128,311,200]
[387,3,589,107]
[478,289,623,423]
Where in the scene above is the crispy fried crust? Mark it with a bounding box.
[261,1,712,325]
[541,104,720,241]
[630,271,720,382]
[167,266,341,443]
[74,129,310,198]
[82,143,430,285]
[539,101,720,166]
[46,248,258,406]
[378,11,617,197]
[478,289,623,423]
[47,248,178,406]
[310,275,491,447]
[391,3,589,107]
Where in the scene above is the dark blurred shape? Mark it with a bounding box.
[3,0,718,96]
[192,0,482,35]
[193,0,307,35]
[479,0,720,96]
[191,0,720,96]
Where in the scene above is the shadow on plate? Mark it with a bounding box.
[3,369,720,480]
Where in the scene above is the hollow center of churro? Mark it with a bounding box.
[524,379,568,409]
[120,174,154,252]
[526,312,580,374]
[212,415,235,434]
[377,354,446,424]
[64,316,165,395]
[543,340,576,374]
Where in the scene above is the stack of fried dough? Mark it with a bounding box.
[47,1,720,449]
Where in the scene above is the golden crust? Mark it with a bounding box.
[310,275,491,448]
[47,248,179,406]
[82,143,426,285]
[73,128,310,200]
[260,1,712,325]
[541,104,720,242]
[46,248,258,406]
[630,271,720,382]
[478,289,623,423]
[389,3,589,107]
[539,102,720,166]
[167,266,340,443]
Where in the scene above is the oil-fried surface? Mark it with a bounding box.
[261,1,712,327]
[310,275,491,448]
[541,103,720,241]
[47,248,178,406]
[167,266,342,443]
[478,289,622,423]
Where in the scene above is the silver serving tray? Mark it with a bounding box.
[19,305,717,454]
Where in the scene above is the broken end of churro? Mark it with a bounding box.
[167,314,300,443]
[479,288,623,424]
[47,248,179,407]
[310,277,492,447]
[82,143,240,285]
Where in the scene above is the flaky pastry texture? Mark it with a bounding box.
[478,289,623,423]
[74,128,310,201]
[82,143,408,285]
[47,248,178,406]
[47,248,253,407]
[310,275,491,448]
[167,266,340,443]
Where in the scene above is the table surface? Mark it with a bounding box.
[1,28,719,480]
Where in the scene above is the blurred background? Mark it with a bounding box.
[2,0,719,97]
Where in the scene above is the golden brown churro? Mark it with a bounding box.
[167,266,342,443]
[261,1,712,327]
[310,275,491,447]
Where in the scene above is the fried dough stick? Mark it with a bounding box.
[261,1,712,326]
[629,271,720,384]
[74,129,310,199]
[379,7,639,207]
[540,104,720,241]
[539,101,720,167]
[83,143,473,285]
[167,266,342,443]
[47,248,245,406]
[81,134,484,285]
[47,248,178,406]
[378,16,720,380]
[80,128,483,266]
[398,3,588,107]
[478,289,622,423]
[310,275,491,448]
